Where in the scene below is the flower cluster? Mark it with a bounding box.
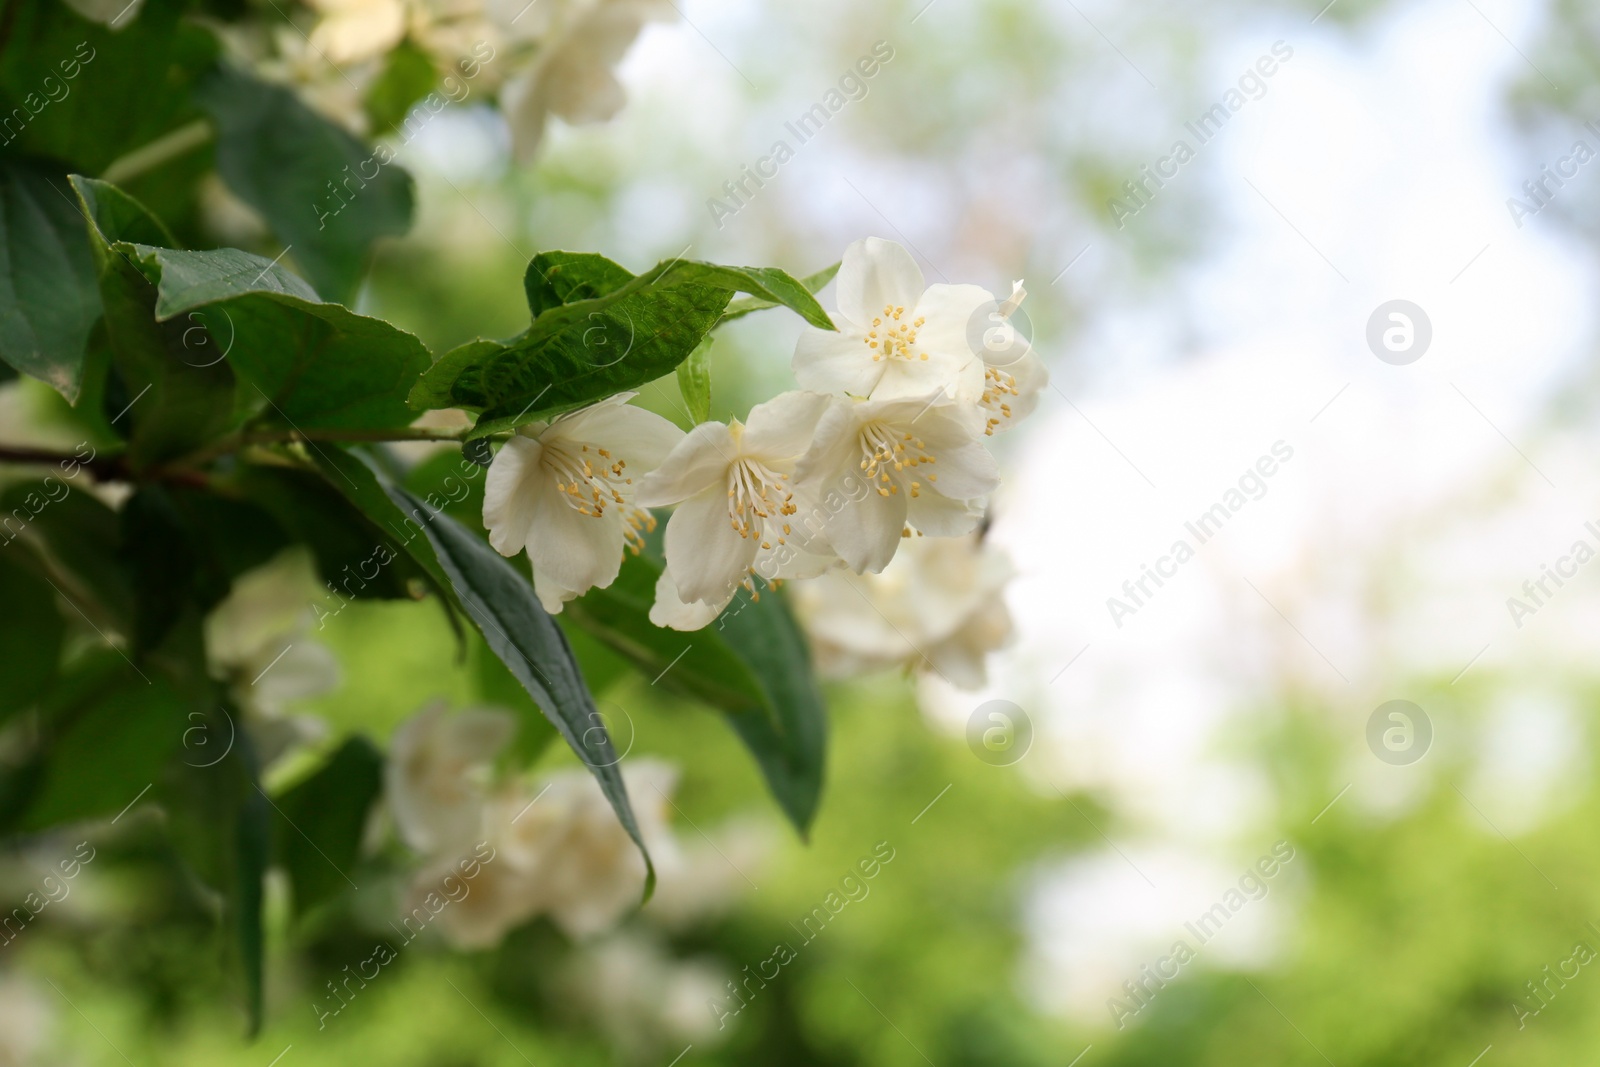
[484,237,1045,670]
[791,529,1016,690]
[217,0,671,155]
[385,702,682,945]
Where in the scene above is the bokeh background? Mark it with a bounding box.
[9,0,1600,1062]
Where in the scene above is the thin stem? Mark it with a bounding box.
[100,120,215,186]
[165,424,473,471]
[0,444,126,480]
[0,426,475,482]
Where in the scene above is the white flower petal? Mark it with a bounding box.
[792,327,885,398]
[554,394,684,470]
[835,237,924,328]
[527,495,626,598]
[741,390,831,461]
[483,436,545,557]
[662,486,756,605]
[648,568,724,631]
[387,703,515,856]
[914,409,1001,499]
[636,421,736,506]
[823,477,908,573]
[906,490,985,536]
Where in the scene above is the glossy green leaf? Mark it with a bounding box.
[383,486,655,894]
[564,551,826,835]
[72,176,237,468]
[564,552,769,715]
[307,446,464,617]
[117,242,431,433]
[233,463,424,603]
[675,334,713,424]
[196,64,415,304]
[411,251,835,437]
[0,162,101,400]
[714,581,828,835]
[717,260,840,326]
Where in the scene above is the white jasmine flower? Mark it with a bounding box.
[306,0,408,66]
[794,395,1000,574]
[253,27,376,135]
[500,0,676,161]
[636,392,838,629]
[386,702,515,856]
[792,237,996,405]
[975,279,1048,435]
[483,393,684,614]
[562,933,730,1056]
[792,531,1016,689]
[419,758,681,946]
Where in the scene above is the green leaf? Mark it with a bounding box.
[118,483,288,653]
[0,162,101,400]
[0,477,135,635]
[0,0,217,174]
[271,735,383,918]
[564,551,826,835]
[196,63,415,304]
[411,252,835,437]
[158,718,270,1035]
[717,260,840,326]
[0,553,64,723]
[232,463,426,603]
[120,485,200,655]
[675,334,713,424]
[13,652,187,832]
[469,636,558,764]
[117,242,431,433]
[306,447,464,617]
[714,582,828,835]
[564,552,769,715]
[72,176,237,468]
[383,486,655,895]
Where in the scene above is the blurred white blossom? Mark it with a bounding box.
[792,529,1015,689]
[204,547,338,765]
[0,975,51,1067]
[387,704,689,945]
